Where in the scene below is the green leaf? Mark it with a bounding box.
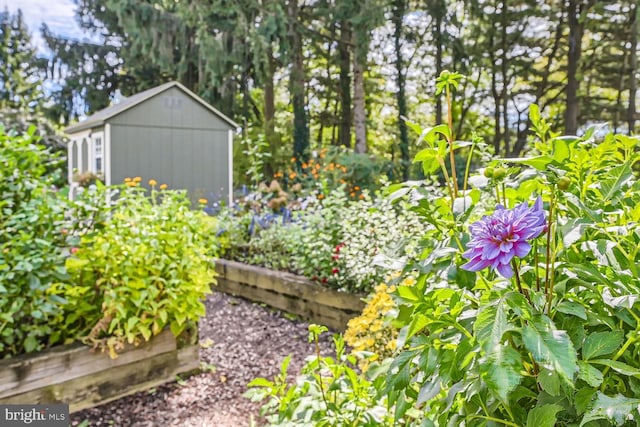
[522,315,578,384]
[582,330,624,360]
[551,137,570,162]
[526,404,562,427]
[556,301,587,320]
[589,359,640,378]
[64,257,90,270]
[24,334,38,352]
[578,361,603,387]
[560,218,590,248]
[599,162,633,203]
[500,155,553,171]
[580,393,640,426]
[538,367,561,396]
[574,387,597,415]
[406,313,428,340]
[396,286,420,302]
[481,345,523,402]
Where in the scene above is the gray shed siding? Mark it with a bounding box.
[110,124,229,202]
[109,87,231,131]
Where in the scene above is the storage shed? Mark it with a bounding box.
[65,81,238,204]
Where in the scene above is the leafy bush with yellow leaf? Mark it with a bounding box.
[57,183,218,357]
[344,283,398,370]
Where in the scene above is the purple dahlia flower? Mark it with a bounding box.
[461,197,546,278]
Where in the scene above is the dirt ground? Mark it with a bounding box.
[70,292,334,427]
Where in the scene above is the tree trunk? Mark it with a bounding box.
[629,2,638,133]
[338,19,352,148]
[434,1,444,125]
[393,0,409,180]
[264,47,276,141]
[500,1,510,156]
[565,0,585,135]
[353,36,367,153]
[287,0,309,164]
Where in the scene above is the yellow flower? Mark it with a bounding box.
[133,176,142,182]
[160,184,168,190]
[198,198,208,204]
[124,177,132,183]
[148,179,157,186]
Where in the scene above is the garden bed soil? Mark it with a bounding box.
[70,291,335,426]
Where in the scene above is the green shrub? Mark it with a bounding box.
[57,184,217,357]
[0,126,72,358]
[246,325,395,426]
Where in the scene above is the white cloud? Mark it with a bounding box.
[2,0,85,53]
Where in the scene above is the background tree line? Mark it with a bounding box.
[2,0,639,181]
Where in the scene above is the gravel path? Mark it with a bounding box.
[70,292,335,427]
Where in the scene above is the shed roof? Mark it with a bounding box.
[65,81,239,134]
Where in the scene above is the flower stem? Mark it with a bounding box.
[544,191,555,314]
[534,239,540,292]
[446,86,458,198]
[512,260,531,304]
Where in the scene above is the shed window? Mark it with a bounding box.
[93,134,104,173]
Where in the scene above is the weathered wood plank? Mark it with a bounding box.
[216,275,362,331]
[216,259,365,310]
[0,344,199,413]
[0,329,177,398]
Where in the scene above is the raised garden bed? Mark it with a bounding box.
[215,259,365,330]
[0,328,199,413]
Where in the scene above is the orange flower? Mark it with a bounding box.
[160,184,168,190]
[198,198,208,204]
[289,172,297,179]
[133,176,142,182]
[341,167,347,173]
[359,194,365,200]
[149,179,157,186]
[291,157,296,162]
[317,194,325,200]
[302,163,308,169]
[350,192,356,198]
[354,186,360,191]
[340,179,346,184]
[315,164,321,170]
[124,177,132,183]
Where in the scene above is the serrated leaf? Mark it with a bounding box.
[522,315,578,385]
[582,330,624,360]
[481,345,523,402]
[578,361,603,387]
[580,393,640,426]
[527,403,563,427]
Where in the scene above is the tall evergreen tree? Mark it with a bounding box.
[0,9,63,148]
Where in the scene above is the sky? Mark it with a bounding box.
[2,0,85,52]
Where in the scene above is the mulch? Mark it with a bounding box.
[70,292,335,427]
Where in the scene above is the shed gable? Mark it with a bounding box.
[108,87,232,131]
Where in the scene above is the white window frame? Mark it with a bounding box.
[92,131,105,174]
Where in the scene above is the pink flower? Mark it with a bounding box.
[461,197,546,278]
[70,247,78,255]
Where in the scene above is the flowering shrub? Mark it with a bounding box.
[218,188,421,293]
[344,282,399,371]
[0,129,218,359]
[249,71,640,426]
